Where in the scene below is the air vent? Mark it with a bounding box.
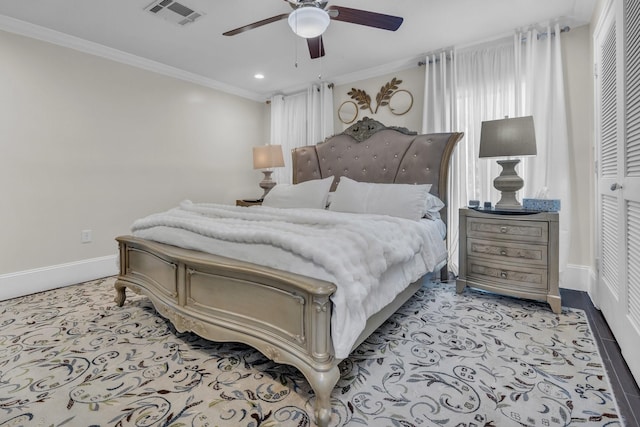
[145,0,203,26]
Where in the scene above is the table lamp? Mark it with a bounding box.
[479,116,537,209]
[253,145,285,199]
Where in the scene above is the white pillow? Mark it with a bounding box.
[329,177,433,221]
[262,176,334,209]
[424,192,445,213]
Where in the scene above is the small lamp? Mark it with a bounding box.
[479,116,537,209]
[253,145,285,199]
[288,6,330,38]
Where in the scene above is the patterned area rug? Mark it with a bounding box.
[0,277,622,426]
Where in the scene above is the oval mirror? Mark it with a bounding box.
[338,101,358,124]
[388,89,413,116]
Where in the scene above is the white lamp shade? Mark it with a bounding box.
[253,145,285,169]
[479,116,537,158]
[288,7,330,38]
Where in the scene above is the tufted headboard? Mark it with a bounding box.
[292,117,464,223]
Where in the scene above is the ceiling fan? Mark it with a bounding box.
[222,0,403,59]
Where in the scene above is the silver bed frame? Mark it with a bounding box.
[114,118,463,426]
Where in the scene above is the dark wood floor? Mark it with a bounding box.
[561,288,640,427]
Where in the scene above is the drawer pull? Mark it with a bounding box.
[500,250,507,256]
[500,226,508,233]
[500,271,508,279]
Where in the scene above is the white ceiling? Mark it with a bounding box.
[0,0,596,101]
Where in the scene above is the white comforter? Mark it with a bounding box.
[132,201,446,358]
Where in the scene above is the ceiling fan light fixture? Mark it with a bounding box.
[288,7,330,38]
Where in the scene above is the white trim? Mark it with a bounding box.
[0,255,118,301]
[0,14,263,102]
[592,0,615,39]
[329,55,422,88]
[560,263,594,292]
[587,267,599,309]
[0,257,602,308]
[274,55,423,96]
[561,264,600,308]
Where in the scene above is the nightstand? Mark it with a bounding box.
[236,199,262,207]
[456,207,561,313]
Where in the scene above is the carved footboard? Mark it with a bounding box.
[114,235,340,426]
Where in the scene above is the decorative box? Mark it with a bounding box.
[523,198,561,212]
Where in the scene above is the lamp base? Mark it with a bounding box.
[259,170,276,199]
[494,159,524,209]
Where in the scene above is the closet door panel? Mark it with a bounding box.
[595,0,640,386]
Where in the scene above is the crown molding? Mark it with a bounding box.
[0,14,264,102]
[269,54,424,98]
[329,55,422,87]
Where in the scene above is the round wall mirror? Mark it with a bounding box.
[338,101,358,124]
[388,89,413,116]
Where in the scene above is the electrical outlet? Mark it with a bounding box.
[81,229,92,243]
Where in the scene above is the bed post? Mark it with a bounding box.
[309,367,341,427]
[114,240,128,306]
[438,132,464,283]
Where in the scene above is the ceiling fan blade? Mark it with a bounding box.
[327,6,403,31]
[307,36,325,59]
[223,13,289,36]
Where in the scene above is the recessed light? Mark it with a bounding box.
[254,73,265,79]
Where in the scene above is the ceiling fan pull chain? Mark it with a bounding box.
[293,10,298,67]
[295,30,298,67]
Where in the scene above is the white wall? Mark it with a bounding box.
[561,25,595,271]
[332,27,595,279]
[0,30,267,279]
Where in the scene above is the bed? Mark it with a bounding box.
[114,117,463,427]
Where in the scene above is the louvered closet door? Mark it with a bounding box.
[595,0,640,385]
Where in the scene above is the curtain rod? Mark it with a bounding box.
[417,53,452,67]
[417,26,571,67]
[522,25,571,41]
[265,82,334,104]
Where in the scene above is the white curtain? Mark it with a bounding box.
[269,82,334,184]
[422,49,459,268]
[269,92,307,184]
[307,82,334,146]
[516,25,571,276]
[422,51,455,134]
[422,24,571,281]
[452,39,519,275]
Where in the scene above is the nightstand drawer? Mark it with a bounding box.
[467,217,548,244]
[467,238,547,266]
[466,257,548,291]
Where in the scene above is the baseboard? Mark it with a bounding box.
[561,263,594,293]
[0,258,599,304]
[586,267,600,310]
[0,255,118,301]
